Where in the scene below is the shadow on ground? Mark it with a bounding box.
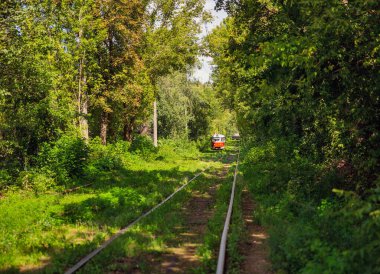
[0,151,231,274]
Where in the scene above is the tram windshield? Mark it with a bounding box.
[212,137,225,142]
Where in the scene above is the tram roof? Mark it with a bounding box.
[212,134,225,138]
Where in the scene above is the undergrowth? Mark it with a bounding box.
[241,138,380,274]
[0,135,221,272]
[77,163,223,273]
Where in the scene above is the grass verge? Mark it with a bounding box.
[0,140,223,273]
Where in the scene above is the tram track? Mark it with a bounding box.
[216,148,240,274]
[65,171,204,274]
[64,151,235,274]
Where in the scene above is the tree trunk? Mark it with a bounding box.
[77,9,89,141]
[139,123,149,136]
[184,107,188,139]
[100,111,108,145]
[79,70,89,141]
[153,99,158,147]
[123,118,135,142]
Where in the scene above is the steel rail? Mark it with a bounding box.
[216,150,240,274]
[65,153,224,274]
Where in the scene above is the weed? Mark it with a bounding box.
[0,139,221,272]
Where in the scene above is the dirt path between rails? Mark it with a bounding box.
[154,187,218,273]
[149,155,235,273]
[111,154,236,274]
[240,189,272,274]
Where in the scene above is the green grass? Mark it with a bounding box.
[76,169,215,273]
[75,143,239,273]
[0,140,224,273]
[225,176,244,274]
[240,140,380,274]
[193,143,243,274]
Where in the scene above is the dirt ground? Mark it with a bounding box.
[154,184,218,273]
[111,155,235,273]
[239,189,272,274]
[147,158,235,273]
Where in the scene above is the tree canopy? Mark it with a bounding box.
[0,0,209,174]
[210,0,379,192]
[208,0,380,272]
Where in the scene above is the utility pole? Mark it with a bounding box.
[153,99,158,147]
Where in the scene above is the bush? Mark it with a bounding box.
[16,169,56,193]
[0,170,12,190]
[37,134,88,185]
[129,135,157,159]
[155,141,177,160]
[243,138,380,273]
[0,141,23,189]
[86,138,129,172]
[195,136,210,152]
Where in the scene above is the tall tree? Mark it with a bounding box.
[88,0,148,144]
[57,0,106,141]
[211,0,380,188]
[0,0,73,169]
[144,0,209,146]
[210,1,380,272]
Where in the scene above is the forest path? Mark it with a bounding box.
[111,154,235,273]
[239,188,272,274]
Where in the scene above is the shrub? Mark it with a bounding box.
[0,170,11,190]
[86,138,128,173]
[155,141,177,160]
[159,138,200,158]
[0,140,23,189]
[243,138,380,273]
[129,135,157,159]
[16,169,56,193]
[37,134,88,185]
[195,136,210,152]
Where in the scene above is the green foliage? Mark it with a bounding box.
[86,138,130,173]
[0,0,229,271]
[0,138,216,271]
[242,140,380,273]
[262,188,380,274]
[195,136,211,152]
[16,170,56,194]
[0,193,63,268]
[210,0,380,272]
[129,135,158,159]
[157,71,237,141]
[63,187,143,225]
[144,0,209,80]
[156,138,200,161]
[157,72,194,139]
[212,0,380,190]
[37,134,88,185]
[0,169,11,190]
[0,0,210,183]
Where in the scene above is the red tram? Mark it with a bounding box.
[211,134,226,150]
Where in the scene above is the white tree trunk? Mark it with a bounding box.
[153,99,158,147]
[77,9,89,141]
[79,85,89,140]
[100,111,108,145]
